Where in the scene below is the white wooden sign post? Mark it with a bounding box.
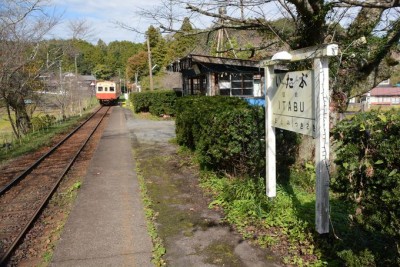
[262,44,338,234]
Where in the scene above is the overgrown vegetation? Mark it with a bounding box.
[134,157,166,266]
[175,96,299,179]
[173,97,400,266]
[129,90,181,117]
[31,114,57,132]
[0,111,94,163]
[332,109,400,265]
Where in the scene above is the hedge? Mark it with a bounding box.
[129,90,181,117]
[175,96,262,177]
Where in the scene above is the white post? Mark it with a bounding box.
[265,64,276,197]
[314,57,330,234]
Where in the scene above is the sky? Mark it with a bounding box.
[45,0,287,45]
[45,0,266,45]
[47,0,166,44]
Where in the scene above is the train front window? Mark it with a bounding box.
[105,87,108,91]
[110,86,115,91]
[97,86,103,92]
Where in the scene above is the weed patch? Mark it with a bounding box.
[134,153,166,267]
[199,167,399,266]
[0,113,93,163]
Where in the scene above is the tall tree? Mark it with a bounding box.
[146,26,162,48]
[105,41,143,75]
[145,26,166,73]
[141,0,400,109]
[126,51,149,82]
[0,0,59,138]
[167,17,197,62]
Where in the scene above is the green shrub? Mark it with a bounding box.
[337,249,376,267]
[31,114,56,132]
[175,96,249,150]
[175,96,264,177]
[196,106,265,177]
[129,90,180,116]
[332,109,400,249]
[175,95,302,178]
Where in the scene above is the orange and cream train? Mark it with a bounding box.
[95,80,121,105]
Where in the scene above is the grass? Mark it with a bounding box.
[134,155,166,267]
[200,172,323,265]
[0,97,99,145]
[0,112,13,144]
[39,181,83,266]
[198,165,399,266]
[0,107,98,163]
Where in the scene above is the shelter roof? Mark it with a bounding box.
[168,54,261,76]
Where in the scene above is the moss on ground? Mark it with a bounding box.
[134,143,251,266]
[200,241,242,266]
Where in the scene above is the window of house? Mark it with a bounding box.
[231,73,253,96]
[192,76,207,95]
[219,73,231,96]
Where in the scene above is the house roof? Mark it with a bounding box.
[189,54,259,67]
[168,54,262,76]
[80,75,95,81]
[369,87,400,96]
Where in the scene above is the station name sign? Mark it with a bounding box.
[271,70,315,137]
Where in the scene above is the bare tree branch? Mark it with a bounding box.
[334,0,400,8]
[0,0,61,137]
[67,18,96,41]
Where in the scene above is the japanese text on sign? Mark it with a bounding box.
[271,70,316,137]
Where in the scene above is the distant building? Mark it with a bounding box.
[349,79,400,109]
[361,86,400,106]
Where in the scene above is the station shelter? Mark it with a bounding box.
[168,54,264,98]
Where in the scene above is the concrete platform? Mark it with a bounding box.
[51,107,153,267]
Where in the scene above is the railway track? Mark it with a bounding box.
[0,106,111,265]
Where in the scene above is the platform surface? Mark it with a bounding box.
[51,106,153,267]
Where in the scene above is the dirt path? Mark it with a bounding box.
[125,109,281,267]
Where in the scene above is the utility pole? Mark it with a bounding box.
[135,71,138,92]
[147,37,154,91]
[216,6,237,58]
[74,53,82,116]
[74,53,78,77]
[59,60,63,91]
[240,0,244,20]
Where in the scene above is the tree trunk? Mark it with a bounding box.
[4,92,32,139]
[15,102,31,135]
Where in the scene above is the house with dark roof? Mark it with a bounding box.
[168,54,264,97]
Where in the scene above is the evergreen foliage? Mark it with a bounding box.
[129,90,181,117]
[332,109,400,248]
[167,17,197,61]
[126,51,149,80]
[175,96,264,177]
[175,96,301,179]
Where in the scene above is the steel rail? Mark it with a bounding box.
[0,106,103,196]
[0,106,111,265]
